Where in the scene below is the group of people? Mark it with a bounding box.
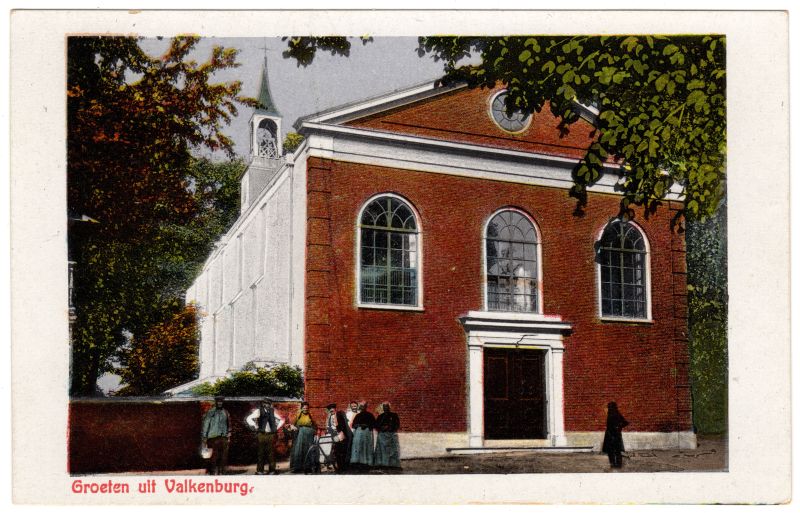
[201,395,628,475]
[288,400,402,474]
[200,396,401,475]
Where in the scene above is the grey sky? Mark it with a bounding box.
[141,37,450,158]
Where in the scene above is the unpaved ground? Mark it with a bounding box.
[399,436,726,474]
[113,436,726,476]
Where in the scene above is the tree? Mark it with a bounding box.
[68,36,252,395]
[115,304,201,396]
[686,202,728,434]
[282,132,305,153]
[285,35,726,222]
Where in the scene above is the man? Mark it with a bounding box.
[326,403,353,473]
[246,398,285,475]
[201,396,231,475]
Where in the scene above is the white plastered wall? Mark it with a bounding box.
[189,159,302,380]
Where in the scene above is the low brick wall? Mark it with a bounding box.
[69,398,301,474]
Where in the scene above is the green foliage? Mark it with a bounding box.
[115,304,200,396]
[686,203,728,434]
[68,35,251,395]
[282,132,305,153]
[282,36,372,66]
[191,364,304,398]
[415,36,726,222]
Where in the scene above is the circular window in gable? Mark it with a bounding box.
[490,91,531,133]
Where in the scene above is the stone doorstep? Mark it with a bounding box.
[445,446,595,455]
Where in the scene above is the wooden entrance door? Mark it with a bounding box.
[484,348,547,439]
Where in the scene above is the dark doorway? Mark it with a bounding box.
[484,348,547,439]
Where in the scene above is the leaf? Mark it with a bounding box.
[663,44,679,55]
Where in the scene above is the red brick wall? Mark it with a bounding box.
[304,157,692,434]
[69,399,301,473]
[347,86,596,160]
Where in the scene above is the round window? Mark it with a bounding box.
[490,91,531,133]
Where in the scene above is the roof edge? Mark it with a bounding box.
[293,79,467,130]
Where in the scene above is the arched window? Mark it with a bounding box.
[597,220,650,319]
[485,210,540,313]
[257,119,278,158]
[358,195,420,307]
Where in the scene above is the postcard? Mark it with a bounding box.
[9,9,790,505]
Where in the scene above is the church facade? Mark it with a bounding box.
[183,64,695,456]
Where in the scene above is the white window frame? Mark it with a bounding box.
[355,192,424,311]
[595,219,653,322]
[488,89,532,134]
[482,207,544,315]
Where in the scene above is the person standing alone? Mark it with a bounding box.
[246,398,285,475]
[601,401,629,469]
[201,395,231,475]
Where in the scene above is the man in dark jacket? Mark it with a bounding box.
[246,398,285,474]
[325,403,353,473]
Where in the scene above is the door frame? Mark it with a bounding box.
[460,310,570,447]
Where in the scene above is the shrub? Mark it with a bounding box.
[190,363,303,398]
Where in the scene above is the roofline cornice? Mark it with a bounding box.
[294,80,467,129]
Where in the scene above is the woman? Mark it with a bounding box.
[349,401,376,472]
[373,402,401,470]
[601,401,629,469]
[289,402,316,473]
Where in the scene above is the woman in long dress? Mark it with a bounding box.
[373,402,401,470]
[289,402,316,473]
[349,402,376,472]
[601,401,629,469]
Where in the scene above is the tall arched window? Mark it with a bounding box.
[485,210,540,313]
[359,195,420,307]
[597,220,650,319]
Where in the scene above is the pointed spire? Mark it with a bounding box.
[255,49,280,117]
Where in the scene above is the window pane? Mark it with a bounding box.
[361,247,374,266]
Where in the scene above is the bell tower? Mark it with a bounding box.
[249,53,282,159]
[241,49,284,213]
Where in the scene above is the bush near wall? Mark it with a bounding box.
[69,398,300,474]
[191,364,303,398]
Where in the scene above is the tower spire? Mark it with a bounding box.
[255,45,280,117]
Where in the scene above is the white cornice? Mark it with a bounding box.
[299,123,684,200]
[460,310,572,334]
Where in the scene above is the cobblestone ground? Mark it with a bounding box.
[119,436,725,476]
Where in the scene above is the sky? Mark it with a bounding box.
[140,37,450,158]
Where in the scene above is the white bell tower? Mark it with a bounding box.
[249,53,282,159]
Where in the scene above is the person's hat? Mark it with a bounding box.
[214,395,224,401]
[262,397,272,404]
[325,403,336,410]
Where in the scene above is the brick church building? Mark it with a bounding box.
[181,59,695,456]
